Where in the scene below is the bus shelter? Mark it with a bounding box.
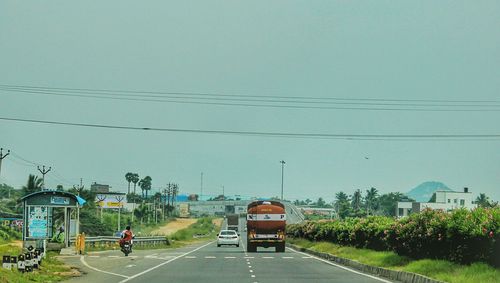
[20,191,85,248]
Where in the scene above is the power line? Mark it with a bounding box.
[1,85,499,112]
[2,83,499,103]
[1,116,499,140]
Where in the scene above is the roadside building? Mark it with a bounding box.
[397,187,476,217]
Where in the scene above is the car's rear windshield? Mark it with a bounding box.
[220,231,237,235]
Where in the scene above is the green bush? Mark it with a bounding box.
[287,207,499,267]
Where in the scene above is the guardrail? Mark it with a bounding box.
[69,236,169,249]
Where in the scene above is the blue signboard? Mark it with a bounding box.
[28,206,48,238]
[51,196,70,205]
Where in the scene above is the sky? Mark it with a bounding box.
[0,1,499,202]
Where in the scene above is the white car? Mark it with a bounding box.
[217,230,240,247]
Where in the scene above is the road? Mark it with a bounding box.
[61,225,394,283]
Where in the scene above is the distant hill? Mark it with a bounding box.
[406,181,452,202]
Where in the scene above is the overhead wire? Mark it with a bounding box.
[1,84,499,112]
[1,116,499,140]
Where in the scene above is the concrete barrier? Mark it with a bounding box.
[286,243,445,283]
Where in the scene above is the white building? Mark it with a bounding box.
[397,188,476,217]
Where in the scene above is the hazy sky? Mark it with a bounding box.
[1,1,499,202]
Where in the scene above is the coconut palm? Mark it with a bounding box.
[365,187,379,215]
[125,172,134,195]
[351,189,363,211]
[22,174,43,196]
[475,193,492,208]
[131,173,140,195]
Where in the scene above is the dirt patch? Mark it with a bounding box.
[212,218,223,228]
[150,218,198,236]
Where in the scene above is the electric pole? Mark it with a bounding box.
[280,160,286,201]
[37,165,51,190]
[200,172,203,201]
[0,148,11,197]
[73,178,85,236]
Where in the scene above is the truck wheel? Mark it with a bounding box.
[276,243,285,253]
[247,243,257,252]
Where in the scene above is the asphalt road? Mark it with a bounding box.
[61,232,395,283]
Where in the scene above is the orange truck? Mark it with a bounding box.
[246,200,286,252]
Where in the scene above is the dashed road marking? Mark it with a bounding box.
[224,256,236,259]
[89,255,100,258]
[205,256,216,259]
[251,275,256,278]
[185,256,196,259]
[125,264,136,268]
[108,256,120,258]
[262,256,274,259]
[249,270,253,273]
[282,256,294,259]
[244,256,254,259]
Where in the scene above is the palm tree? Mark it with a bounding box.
[131,173,140,195]
[475,193,492,208]
[365,187,379,215]
[125,172,134,195]
[138,176,152,199]
[22,174,43,196]
[351,189,363,211]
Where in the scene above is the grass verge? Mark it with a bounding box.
[0,242,73,283]
[288,238,500,283]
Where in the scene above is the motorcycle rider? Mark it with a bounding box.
[119,225,134,253]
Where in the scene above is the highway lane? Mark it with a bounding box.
[63,232,395,283]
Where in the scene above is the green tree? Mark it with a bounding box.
[351,189,363,211]
[378,192,411,216]
[22,174,43,196]
[475,193,497,208]
[334,191,351,219]
[365,187,379,215]
[316,197,326,207]
[138,176,152,199]
[131,173,140,195]
[125,172,134,195]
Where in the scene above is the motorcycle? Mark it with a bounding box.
[121,241,132,256]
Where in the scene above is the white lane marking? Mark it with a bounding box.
[119,241,215,283]
[185,256,196,259]
[282,256,294,259]
[224,256,236,259]
[286,247,393,283]
[244,256,254,259]
[248,266,252,268]
[249,270,253,273]
[247,262,251,265]
[251,275,256,278]
[125,264,136,268]
[205,256,216,259]
[262,256,274,259]
[80,256,129,279]
[88,255,100,258]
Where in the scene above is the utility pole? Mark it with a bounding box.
[116,195,125,232]
[280,160,286,201]
[0,148,11,197]
[200,172,203,201]
[73,179,84,236]
[37,165,52,190]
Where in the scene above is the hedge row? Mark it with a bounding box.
[287,207,499,267]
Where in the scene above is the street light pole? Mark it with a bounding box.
[280,160,286,201]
